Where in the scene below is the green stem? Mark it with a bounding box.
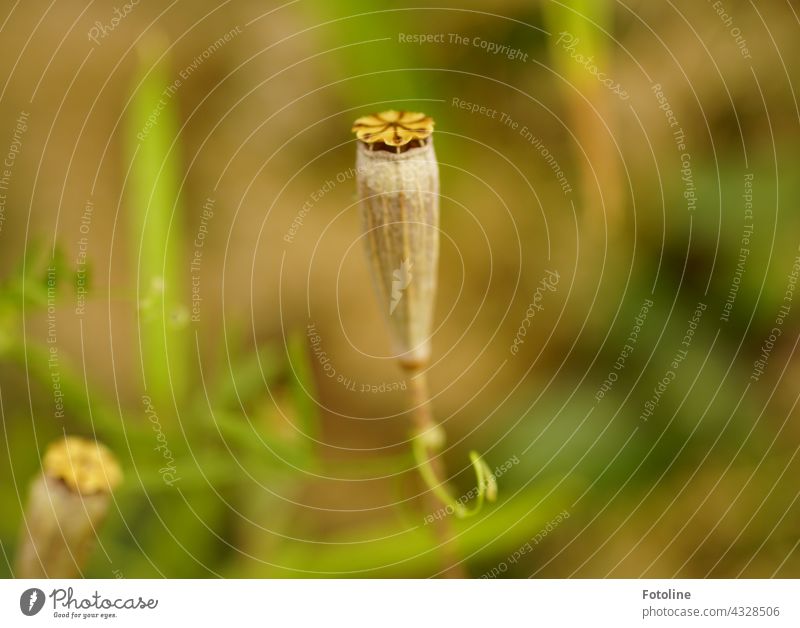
[126,36,189,413]
[407,373,496,519]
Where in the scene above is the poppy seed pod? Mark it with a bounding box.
[351,112,495,522]
[352,110,439,369]
[16,437,122,578]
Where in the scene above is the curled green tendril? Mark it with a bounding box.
[412,428,497,518]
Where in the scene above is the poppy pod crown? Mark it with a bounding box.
[44,436,123,494]
[352,109,434,151]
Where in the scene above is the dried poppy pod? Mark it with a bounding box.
[351,112,495,525]
[352,110,439,369]
[16,436,122,578]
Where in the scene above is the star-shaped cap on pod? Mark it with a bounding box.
[352,110,434,147]
[43,436,123,495]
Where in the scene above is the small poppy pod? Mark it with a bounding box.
[16,437,122,578]
[352,111,439,369]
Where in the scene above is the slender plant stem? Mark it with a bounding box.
[405,369,467,577]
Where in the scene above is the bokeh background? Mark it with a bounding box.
[1,0,799,577]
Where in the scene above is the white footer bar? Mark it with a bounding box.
[1,579,797,626]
